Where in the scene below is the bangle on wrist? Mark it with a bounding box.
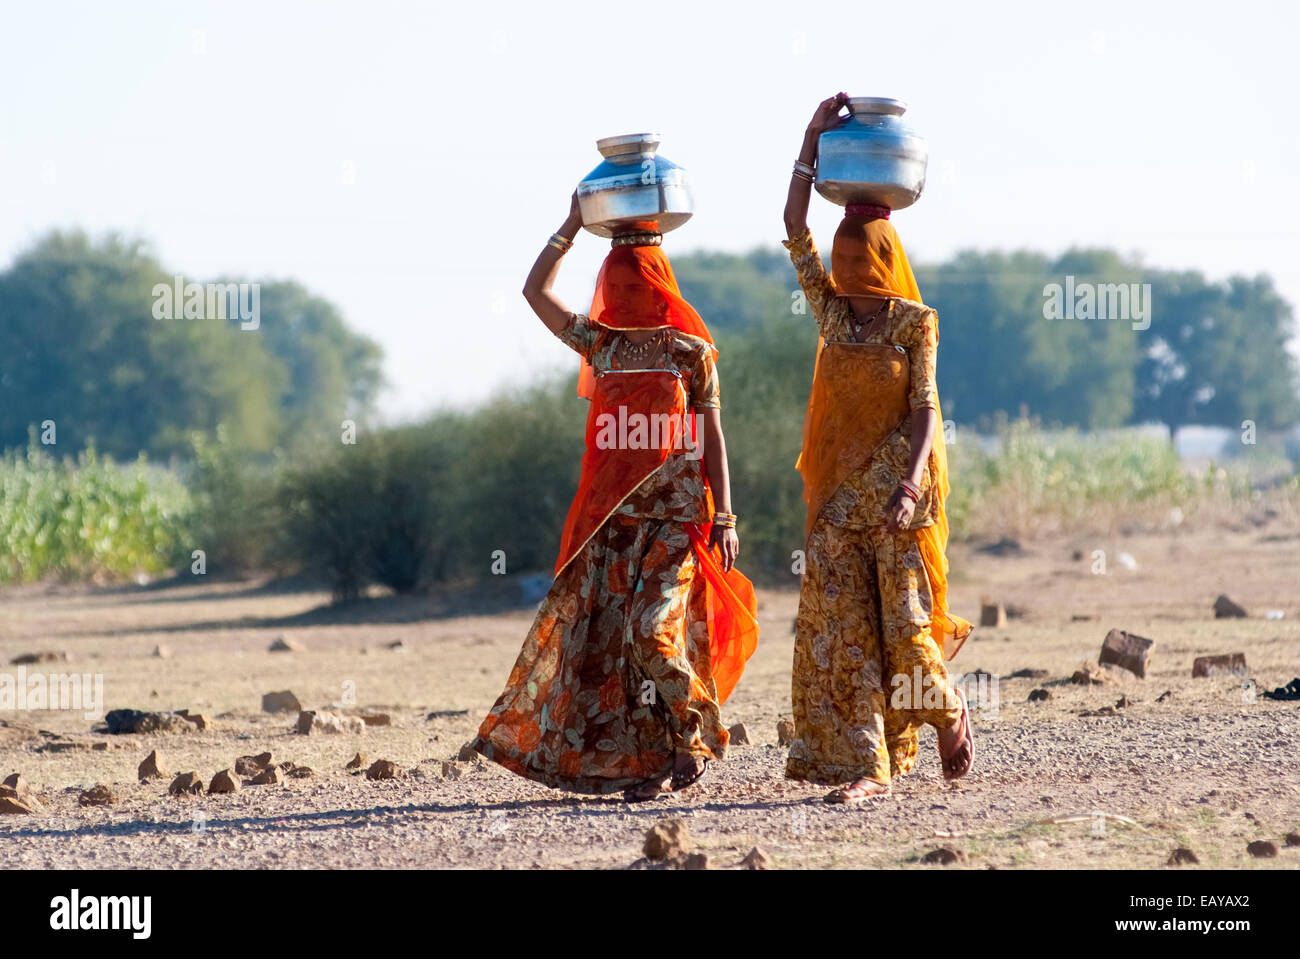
[547,232,574,254]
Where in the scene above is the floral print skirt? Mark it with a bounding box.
[471,514,728,794]
[786,518,962,786]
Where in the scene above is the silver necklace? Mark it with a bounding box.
[851,298,891,340]
[619,329,667,363]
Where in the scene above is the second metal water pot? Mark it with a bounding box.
[577,133,694,238]
[815,98,928,210]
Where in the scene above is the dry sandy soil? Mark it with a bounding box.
[1,520,1297,870]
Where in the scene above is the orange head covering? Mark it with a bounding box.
[578,241,717,398]
[798,213,972,660]
[829,214,922,302]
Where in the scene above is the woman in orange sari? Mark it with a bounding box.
[470,192,759,802]
[783,94,974,803]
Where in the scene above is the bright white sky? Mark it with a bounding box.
[2,0,1297,424]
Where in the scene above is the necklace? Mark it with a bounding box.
[618,329,667,364]
[851,298,891,340]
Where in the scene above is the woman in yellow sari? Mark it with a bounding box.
[470,192,759,802]
[783,94,974,803]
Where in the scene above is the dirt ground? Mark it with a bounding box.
[2,519,1298,870]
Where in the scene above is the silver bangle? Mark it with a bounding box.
[793,159,816,178]
[791,168,814,184]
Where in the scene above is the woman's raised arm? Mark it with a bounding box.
[784,92,847,239]
[523,191,584,334]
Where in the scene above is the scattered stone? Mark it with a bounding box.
[365,759,402,781]
[1262,678,1300,702]
[386,640,407,652]
[1006,668,1049,679]
[1071,614,1099,622]
[176,710,209,731]
[0,796,35,815]
[168,772,204,797]
[152,645,170,659]
[1168,847,1199,866]
[250,766,281,786]
[1071,663,1110,685]
[9,650,67,665]
[425,709,469,720]
[103,709,193,735]
[457,742,480,762]
[741,846,773,870]
[208,770,240,794]
[776,719,796,746]
[979,602,1006,627]
[359,711,392,727]
[1246,840,1278,859]
[1156,690,1173,703]
[235,752,273,776]
[261,690,302,713]
[288,766,314,779]
[1192,653,1247,678]
[644,819,692,861]
[728,722,751,746]
[138,750,168,781]
[921,847,966,865]
[296,710,365,735]
[345,752,367,771]
[681,853,710,870]
[268,635,304,652]
[1213,594,1248,619]
[1028,688,1051,702]
[2,774,40,808]
[1284,833,1300,847]
[78,784,116,806]
[439,760,467,780]
[1080,706,1118,717]
[976,538,1024,557]
[1099,629,1155,679]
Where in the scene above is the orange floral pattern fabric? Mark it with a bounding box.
[471,514,728,794]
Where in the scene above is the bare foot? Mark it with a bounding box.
[824,778,891,804]
[937,690,973,779]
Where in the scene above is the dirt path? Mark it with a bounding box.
[2,522,1297,869]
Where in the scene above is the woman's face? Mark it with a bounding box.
[604,262,664,324]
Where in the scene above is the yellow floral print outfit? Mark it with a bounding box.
[782,227,970,787]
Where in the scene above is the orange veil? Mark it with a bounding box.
[797,214,972,660]
[558,241,759,702]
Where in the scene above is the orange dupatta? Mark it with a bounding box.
[797,215,972,660]
[556,243,759,702]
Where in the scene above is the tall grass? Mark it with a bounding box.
[0,435,195,584]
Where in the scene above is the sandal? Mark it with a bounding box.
[623,773,673,803]
[670,756,709,792]
[940,688,974,780]
[824,778,891,804]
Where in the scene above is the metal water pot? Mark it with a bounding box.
[577,133,694,238]
[815,98,928,210]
